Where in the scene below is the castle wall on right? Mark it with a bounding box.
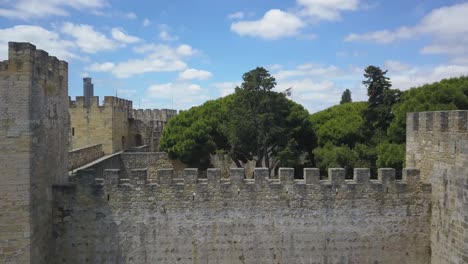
[406,110,468,264]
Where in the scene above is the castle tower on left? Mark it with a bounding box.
[0,43,69,263]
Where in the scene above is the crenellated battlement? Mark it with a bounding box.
[74,167,430,201]
[407,110,467,134]
[1,42,68,94]
[69,95,133,112]
[132,108,177,123]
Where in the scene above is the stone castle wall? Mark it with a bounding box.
[406,111,468,264]
[131,109,177,151]
[69,98,177,154]
[68,144,104,170]
[54,162,432,263]
[69,96,132,155]
[0,42,69,263]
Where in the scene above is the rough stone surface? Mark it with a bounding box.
[69,96,132,155]
[0,42,69,264]
[407,111,468,264]
[54,167,431,264]
[68,144,104,170]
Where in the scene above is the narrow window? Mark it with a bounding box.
[72,127,75,136]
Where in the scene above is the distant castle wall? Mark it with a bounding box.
[69,95,177,155]
[131,109,177,151]
[0,42,69,263]
[406,111,468,264]
[54,165,432,263]
[69,96,132,155]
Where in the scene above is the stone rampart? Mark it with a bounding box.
[68,144,104,170]
[53,167,432,263]
[132,108,177,123]
[406,110,468,264]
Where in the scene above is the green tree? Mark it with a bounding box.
[388,76,468,143]
[161,67,314,171]
[362,65,400,133]
[225,67,313,171]
[340,89,352,104]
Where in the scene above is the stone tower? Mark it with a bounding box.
[0,42,69,263]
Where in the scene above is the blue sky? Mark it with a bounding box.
[0,0,467,112]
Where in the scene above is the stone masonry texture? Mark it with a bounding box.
[0,42,69,263]
[1,42,468,264]
[406,111,468,264]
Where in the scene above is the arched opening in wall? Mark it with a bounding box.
[122,136,126,151]
[135,134,143,146]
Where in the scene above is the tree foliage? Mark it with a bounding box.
[340,89,352,104]
[388,76,468,143]
[160,67,314,171]
[362,66,401,133]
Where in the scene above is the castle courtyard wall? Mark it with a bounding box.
[54,165,432,264]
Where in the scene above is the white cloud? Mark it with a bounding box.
[87,62,115,72]
[158,24,178,41]
[228,11,245,20]
[230,0,361,39]
[134,43,196,57]
[345,3,468,58]
[344,27,412,44]
[274,64,341,80]
[179,68,213,80]
[111,28,141,44]
[213,81,241,97]
[231,9,305,40]
[388,63,468,90]
[88,43,196,78]
[145,82,210,110]
[61,22,118,53]
[384,60,411,72]
[142,18,151,27]
[0,25,76,60]
[0,0,106,19]
[297,0,359,21]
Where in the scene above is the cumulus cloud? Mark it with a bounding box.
[230,0,361,39]
[386,61,468,90]
[0,0,106,19]
[179,69,213,80]
[212,81,241,97]
[297,0,359,21]
[345,3,468,58]
[231,9,305,40]
[145,82,210,110]
[111,28,141,44]
[0,25,76,60]
[61,22,118,53]
[88,43,196,78]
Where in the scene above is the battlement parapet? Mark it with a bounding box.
[1,42,68,92]
[132,108,177,123]
[69,96,133,113]
[76,167,431,201]
[407,110,467,134]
